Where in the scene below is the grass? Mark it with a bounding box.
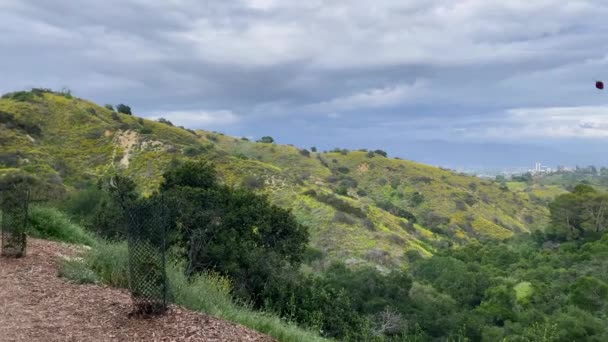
[60,238,328,342]
[29,206,97,246]
[168,264,329,342]
[58,258,99,284]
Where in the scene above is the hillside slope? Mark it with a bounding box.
[0,89,548,267]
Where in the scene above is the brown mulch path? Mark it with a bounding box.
[0,239,274,342]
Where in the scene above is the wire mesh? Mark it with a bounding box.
[0,182,30,258]
[124,196,169,315]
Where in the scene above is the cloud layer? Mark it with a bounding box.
[1,0,608,166]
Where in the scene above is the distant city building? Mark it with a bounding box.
[530,162,552,174]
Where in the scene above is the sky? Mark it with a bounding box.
[1,0,608,169]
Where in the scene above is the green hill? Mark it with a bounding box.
[0,89,548,267]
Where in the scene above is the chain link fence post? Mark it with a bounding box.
[124,195,169,315]
[0,182,31,258]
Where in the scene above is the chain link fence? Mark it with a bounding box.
[0,182,31,258]
[124,196,169,315]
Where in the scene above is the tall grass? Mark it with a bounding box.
[83,241,328,342]
[85,240,130,288]
[167,264,328,342]
[28,206,96,246]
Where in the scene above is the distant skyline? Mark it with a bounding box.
[1,1,608,168]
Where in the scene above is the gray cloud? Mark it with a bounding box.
[2,0,608,166]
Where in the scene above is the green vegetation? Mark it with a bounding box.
[14,89,608,340]
[159,160,309,302]
[28,206,96,246]
[53,215,327,342]
[58,258,99,284]
[116,104,132,115]
[257,136,275,144]
[0,89,551,266]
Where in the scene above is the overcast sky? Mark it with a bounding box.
[2,0,608,168]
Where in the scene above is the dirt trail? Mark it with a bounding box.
[0,239,273,342]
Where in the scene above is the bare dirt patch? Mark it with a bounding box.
[0,239,273,342]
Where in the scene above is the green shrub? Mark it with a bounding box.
[374,150,388,157]
[61,186,105,221]
[139,126,153,134]
[85,240,129,288]
[0,110,42,136]
[157,117,173,126]
[167,263,327,342]
[28,206,96,246]
[116,104,132,115]
[58,258,99,284]
[336,166,350,174]
[242,175,265,190]
[334,211,356,225]
[313,192,366,218]
[257,136,274,144]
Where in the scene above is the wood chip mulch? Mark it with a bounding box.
[0,239,275,342]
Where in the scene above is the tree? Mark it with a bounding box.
[104,104,114,111]
[157,117,173,126]
[159,160,308,303]
[548,184,608,240]
[116,104,132,115]
[311,146,317,152]
[570,276,608,312]
[257,136,274,144]
[374,149,388,157]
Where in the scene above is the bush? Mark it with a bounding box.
[334,211,356,225]
[257,136,274,144]
[299,149,311,157]
[410,192,425,206]
[335,185,348,196]
[362,218,376,231]
[86,240,129,288]
[376,201,417,222]
[313,192,366,218]
[374,150,388,157]
[242,175,265,190]
[0,110,42,136]
[28,206,96,246]
[61,186,105,221]
[104,104,114,111]
[167,263,327,342]
[311,147,317,152]
[58,259,99,284]
[157,117,173,126]
[139,126,153,134]
[116,104,132,115]
[337,166,350,174]
[183,145,204,157]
